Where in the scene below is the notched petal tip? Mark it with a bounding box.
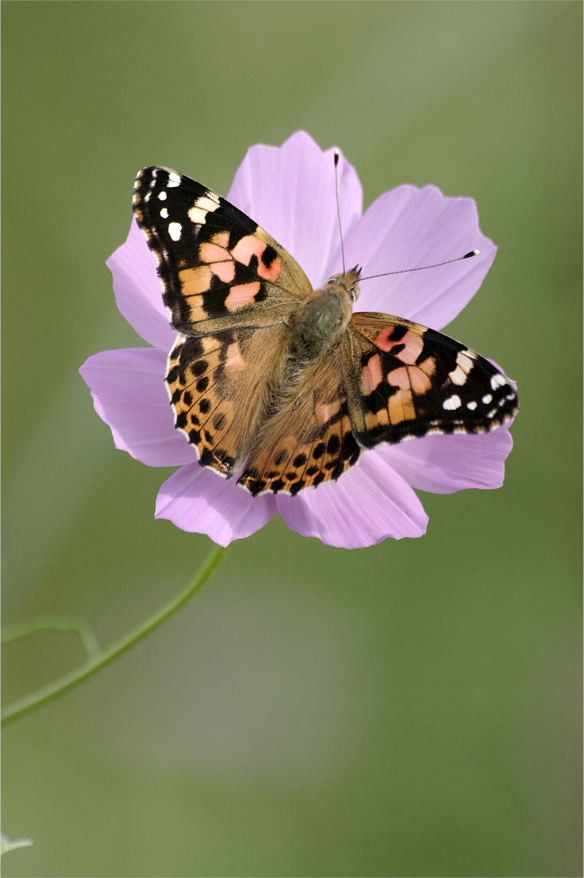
[277,452,428,548]
[155,464,277,545]
[228,131,362,288]
[352,184,497,329]
[79,348,195,467]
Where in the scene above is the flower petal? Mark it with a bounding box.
[380,428,514,494]
[227,130,363,289]
[107,219,175,351]
[80,348,195,467]
[350,185,496,330]
[276,451,428,548]
[156,464,277,546]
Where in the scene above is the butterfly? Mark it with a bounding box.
[133,166,518,497]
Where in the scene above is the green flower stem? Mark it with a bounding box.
[2,543,228,727]
[2,615,101,659]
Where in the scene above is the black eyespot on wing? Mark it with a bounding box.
[312,442,326,460]
[326,434,341,455]
[341,432,360,462]
[191,360,208,377]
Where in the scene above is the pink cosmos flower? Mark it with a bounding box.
[80,131,514,549]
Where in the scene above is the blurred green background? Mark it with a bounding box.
[2,3,581,876]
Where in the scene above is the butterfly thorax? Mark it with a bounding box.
[287,270,360,362]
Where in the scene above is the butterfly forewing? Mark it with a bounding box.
[345,312,518,447]
[133,167,312,337]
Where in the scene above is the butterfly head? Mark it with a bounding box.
[327,265,362,303]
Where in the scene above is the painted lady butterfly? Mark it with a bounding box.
[133,166,518,497]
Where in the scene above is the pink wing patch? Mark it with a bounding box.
[230,236,282,281]
[375,326,424,364]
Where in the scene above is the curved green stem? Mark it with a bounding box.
[2,543,228,727]
[2,615,100,659]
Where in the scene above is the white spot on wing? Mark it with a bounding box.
[443,394,462,411]
[466,400,478,410]
[160,208,168,218]
[196,195,220,210]
[187,197,220,225]
[482,393,492,404]
[158,191,167,201]
[188,206,209,224]
[449,351,475,386]
[167,172,181,187]
[491,373,507,390]
[168,222,182,241]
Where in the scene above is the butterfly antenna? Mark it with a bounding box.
[359,250,480,282]
[333,149,346,274]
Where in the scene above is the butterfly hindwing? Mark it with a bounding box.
[133,166,312,337]
[345,312,518,447]
[238,347,361,496]
[166,323,290,477]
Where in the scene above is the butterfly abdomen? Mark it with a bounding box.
[266,283,354,418]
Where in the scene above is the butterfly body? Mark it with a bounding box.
[133,166,518,497]
[286,268,358,362]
